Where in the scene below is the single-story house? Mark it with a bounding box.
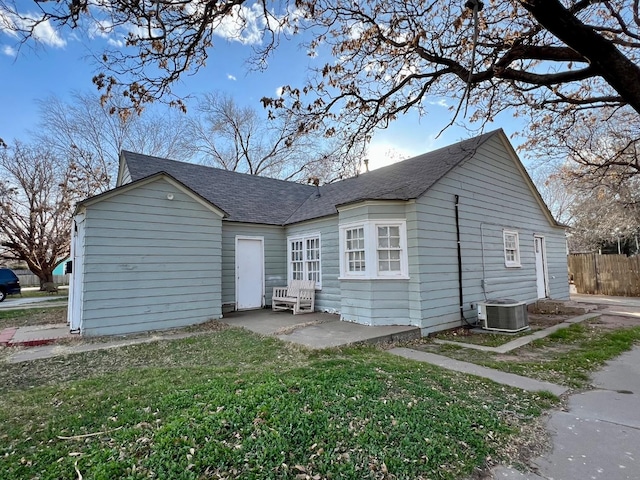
[67,129,569,336]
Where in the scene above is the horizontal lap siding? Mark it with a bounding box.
[416,135,568,332]
[338,203,415,326]
[286,217,340,313]
[221,223,286,311]
[340,280,412,326]
[81,179,222,336]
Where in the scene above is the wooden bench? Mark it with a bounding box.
[272,280,316,315]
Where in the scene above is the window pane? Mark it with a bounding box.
[376,223,403,274]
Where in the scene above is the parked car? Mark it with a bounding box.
[0,268,21,302]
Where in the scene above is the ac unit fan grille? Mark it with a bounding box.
[484,303,528,332]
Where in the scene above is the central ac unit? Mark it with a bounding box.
[477,300,529,333]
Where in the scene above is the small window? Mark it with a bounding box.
[503,230,521,267]
[288,234,322,288]
[345,227,366,273]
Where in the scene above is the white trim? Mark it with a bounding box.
[339,219,409,279]
[79,173,226,217]
[235,236,265,310]
[503,229,521,268]
[337,199,413,213]
[286,232,322,289]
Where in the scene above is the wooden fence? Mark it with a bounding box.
[13,271,70,287]
[569,254,640,296]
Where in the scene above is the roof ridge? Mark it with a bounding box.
[123,151,317,191]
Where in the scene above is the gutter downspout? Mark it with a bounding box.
[455,195,473,327]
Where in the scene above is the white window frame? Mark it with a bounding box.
[503,230,521,268]
[287,233,322,289]
[339,220,409,279]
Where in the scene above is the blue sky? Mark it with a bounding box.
[0,5,524,171]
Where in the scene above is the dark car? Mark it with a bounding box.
[0,268,21,302]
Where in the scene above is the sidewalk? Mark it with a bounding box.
[491,346,640,480]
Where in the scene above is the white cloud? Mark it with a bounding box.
[107,37,125,48]
[227,73,237,81]
[275,86,284,97]
[428,99,449,108]
[211,4,265,45]
[2,44,16,56]
[0,10,66,48]
[211,4,304,45]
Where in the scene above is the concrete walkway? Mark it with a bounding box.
[0,297,67,309]
[492,346,640,480]
[433,313,598,354]
[390,347,568,396]
[490,295,640,480]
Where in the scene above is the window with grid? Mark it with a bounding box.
[306,237,321,283]
[377,225,401,273]
[290,239,304,280]
[503,230,521,267]
[287,234,321,287]
[345,227,366,273]
[339,220,408,279]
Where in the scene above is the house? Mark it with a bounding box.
[67,129,569,336]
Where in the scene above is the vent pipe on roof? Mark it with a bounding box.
[364,159,369,172]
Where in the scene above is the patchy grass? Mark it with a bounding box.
[433,327,533,348]
[0,306,67,329]
[416,322,640,389]
[0,326,557,479]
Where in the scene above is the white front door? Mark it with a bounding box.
[534,236,548,299]
[68,214,85,332]
[236,237,264,310]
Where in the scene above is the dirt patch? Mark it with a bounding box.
[588,314,640,329]
[0,307,67,329]
[527,313,572,329]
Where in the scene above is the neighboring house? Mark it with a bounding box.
[67,129,569,336]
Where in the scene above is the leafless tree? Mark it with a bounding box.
[36,91,192,189]
[0,141,106,287]
[184,93,361,182]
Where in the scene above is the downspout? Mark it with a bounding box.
[455,195,474,327]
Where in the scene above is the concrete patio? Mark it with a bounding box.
[222,309,422,349]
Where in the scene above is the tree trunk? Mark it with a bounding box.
[521,0,640,114]
[39,271,55,291]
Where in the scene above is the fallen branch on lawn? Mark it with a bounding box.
[57,426,123,440]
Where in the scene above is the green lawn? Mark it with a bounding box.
[0,324,557,480]
[417,322,640,389]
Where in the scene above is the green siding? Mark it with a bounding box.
[337,203,416,326]
[286,217,340,313]
[414,134,569,334]
[81,178,223,336]
[221,223,286,312]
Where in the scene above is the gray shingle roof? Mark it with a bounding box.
[122,130,498,226]
[123,152,316,225]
